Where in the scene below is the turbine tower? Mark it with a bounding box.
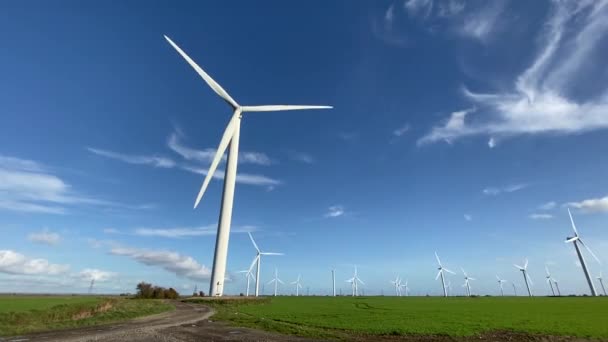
[553,278,561,296]
[165,36,332,296]
[514,258,533,297]
[496,275,506,296]
[461,268,475,297]
[566,208,601,296]
[332,269,336,297]
[597,272,607,296]
[435,252,455,297]
[401,280,410,297]
[291,275,303,296]
[511,282,518,296]
[545,265,556,296]
[267,268,284,296]
[88,279,95,294]
[238,257,258,296]
[248,232,283,297]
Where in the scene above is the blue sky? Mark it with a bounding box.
[1,0,608,296]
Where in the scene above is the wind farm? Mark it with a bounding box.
[3,1,608,341]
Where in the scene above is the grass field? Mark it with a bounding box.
[188,296,608,340]
[0,295,174,336]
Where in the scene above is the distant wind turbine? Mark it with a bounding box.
[401,279,410,297]
[511,282,518,296]
[461,268,475,297]
[566,208,601,296]
[331,269,336,297]
[553,278,561,296]
[496,275,507,296]
[88,279,95,294]
[545,265,556,296]
[164,35,331,297]
[248,232,283,297]
[391,276,402,296]
[514,258,533,297]
[291,274,303,296]
[346,266,364,296]
[435,252,455,297]
[267,268,284,296]
[597,272,607,296]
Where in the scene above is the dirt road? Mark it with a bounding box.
[4,301,318,342]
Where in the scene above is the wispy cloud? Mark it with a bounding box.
[288,151,315,164]
[0,250,70,275]
[324,205,345,218]
[77,268,115,281]
[539,201,557,211]
[463,214,472,221]
[167,132,272,166]
[27,229,61,246]
[110,246,211,281]
[459,1,505,42]
[103,228,120,234]
[420,1,608,145]
[393,124,411,137]
[529,213,554,220]
[482,183,527,196]
[404,0,434,19]
[87,148,176,168]
[0,155,145,215]
[133,225,256,238]
[566,195,608,213]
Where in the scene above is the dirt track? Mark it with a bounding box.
[4,301,317,342]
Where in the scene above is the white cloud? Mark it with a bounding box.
[27,229,61,246]
[181,165,281,187]
[529,213,554,220]
[0,155,142,215]
[566,195,608,213]
[110,247,211,281]
[539,201,557,210]
[288,152,315,164]
[393,124,411,137]
[325,205,345,218]
[482,183,527,196]
[0,250,69,275]
[460,1,504,42]
[77,268,116,282]
[87,147,175,168]
[420,1,608,145]
[134,225,255,238]
[167,132,272,166]
[488,137,496,148]
[404,0,434,19]
[464,214,472,221]
[437,0,465,18]
[103,228,120,234]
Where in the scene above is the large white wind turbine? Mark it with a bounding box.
[346,266,364,296]
[514,258,533,297]
[291,274,303,296]
[461,268,475,297]
[435,252,455,297]
[267,268,284,296]
[597,272,607,296]
[545,265,556,296]
[248,232,283,297]
[165,36,332,296]
[496,275,506,296]
[566,208,601,296]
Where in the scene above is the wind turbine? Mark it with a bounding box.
[496,275,506,296]
[435,252,455,297]
[511,282,518,296]
[88,279,95,294]
[401,279,410,297]
[164,36,331,297]
[267,268,284,296]
[553,278,561,296]
[447,280,452,297]
[291,274,303,296]
[461,268,475,297]
[514,258,533,297]
[597,272,607,296]
[566,208,601,296]
[331,269,336,297]
[346,266,364,296]
[238,257,258,296]
[545,265,556,296]
[248,232,283,297]
[391,276,402,296]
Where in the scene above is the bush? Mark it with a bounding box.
[135,282,180,299]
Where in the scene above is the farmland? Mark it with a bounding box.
[0,295,173,336]
[189,296,608,340]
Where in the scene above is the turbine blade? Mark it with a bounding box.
[435,252,442,266]
[579,239,602,264]
[193,112,240,208]
[566,236,579,243]
[444,268,456,275]
[526,273,534,286]
[248,232,260,253]
[248,255,259,273]
[164,35,238,108]
[241,105,332,112]
[435,270,442,280]
[524,259,529,269]
[469,277,476,281]
[278,279,284,284]
[514,264,523,270]
[267,279,275,285]
[567,208,580,237]
[260,252,284,256]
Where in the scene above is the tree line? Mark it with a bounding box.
[136,282,179,299]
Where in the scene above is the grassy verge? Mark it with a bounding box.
[0,297,174,336]
[185,296,608,340]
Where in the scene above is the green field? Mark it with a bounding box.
[189,296,608,340]
[0,295,174,336]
